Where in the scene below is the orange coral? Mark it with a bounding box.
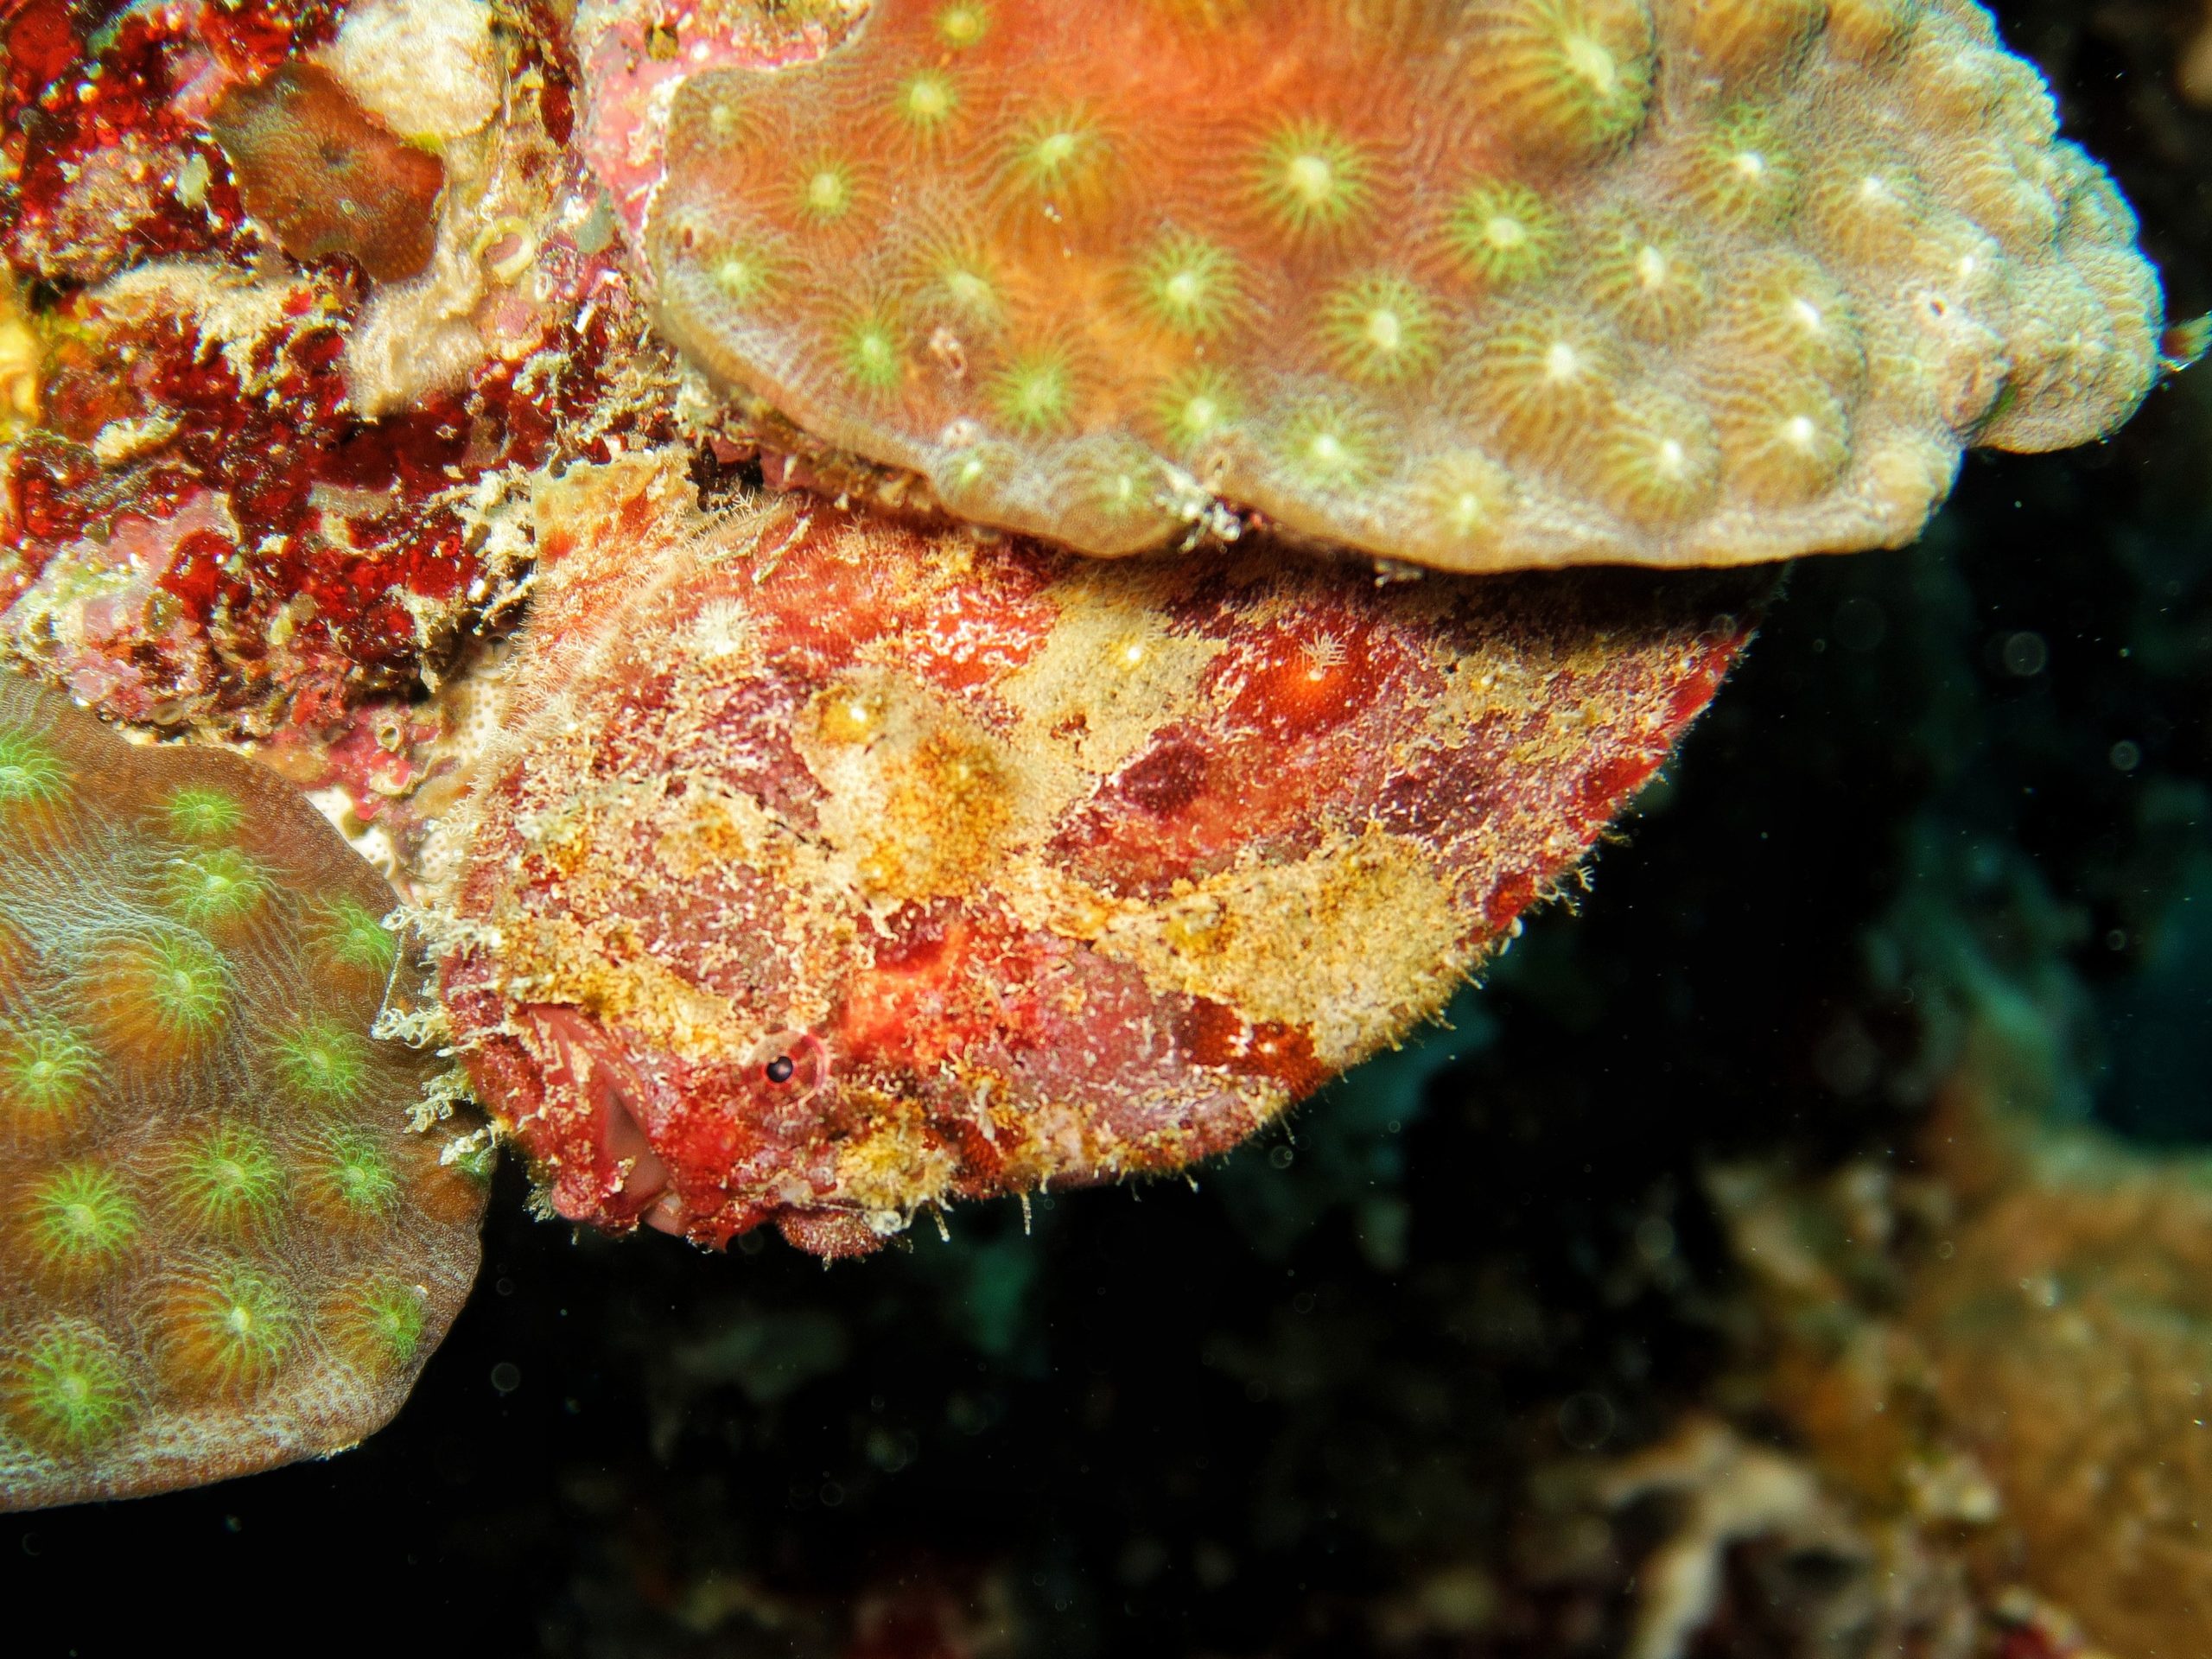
[435,451,1757,1256]
[641,0,2164,570]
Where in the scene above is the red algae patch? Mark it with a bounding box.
[639,0,2164,569]
[435,451,1760,1257]
[0,0,679,757]
[0,672,486,1511]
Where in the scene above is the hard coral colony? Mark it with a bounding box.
[646,0,2158,566]
[0,673,486,1509]
[0,0,2172,1514]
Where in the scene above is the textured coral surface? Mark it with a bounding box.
[643,0,2164,569]
[1910,1102,2212,1656]
[438,452,1756,1255]
[0,673,486,1510]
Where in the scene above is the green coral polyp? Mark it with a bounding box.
[318,895,399,976]
[173,1122,284,1235]
[920,242,1005,327]
[1450,181,1566,286]
[29,1162,140,1272]
[162,848,266,928]
[797,157,859,223]
[708,245,780,306]
[895,68,959,133]
[1323,273,1440,385]
[1157,366,1240,454]
[327,1278,427,1375]
[935,0,988,48]
[308,1129,400,1218]
[0,1015,101,1135]
[0,729,66,810]
[1006,105,1109,200]
[989,347,1077,435]
[134,933,229,1048]
[4,1323,134,1451]
[273,1015,372,1104]
[1697,106,1802,225]
[1276,398,1380,492]
[1135,232,1243,338]
[840,308,908,397]
[153,1267,298,1396]
[1254,118,1370,238]
[163,785,245,843]
[1414,452,1509,535]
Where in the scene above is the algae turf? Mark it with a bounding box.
[4,0,2212,1652]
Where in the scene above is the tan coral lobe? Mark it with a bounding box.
[633,0,2165,572]
[435,454,1758,1257]
[0,677,486,1511]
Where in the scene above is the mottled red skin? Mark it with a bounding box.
[442,463,1759,1256]
[0,0,674,748]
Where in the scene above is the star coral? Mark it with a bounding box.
[639,0,2166,569]
[435,451,1757,1256]
[207,61,446,283]
[0,672,486,1511]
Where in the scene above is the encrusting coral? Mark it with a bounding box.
[0,673,487,1510]
[434,451,1757,1255]
[641,0,2165,569]
[207,62,447,284]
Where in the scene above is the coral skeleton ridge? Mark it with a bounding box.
[641,0,2165,571]
[0,676,486,1510]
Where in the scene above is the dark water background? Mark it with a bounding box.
[10,3,2212,1652]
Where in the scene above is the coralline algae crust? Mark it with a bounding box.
[0,0,679,752]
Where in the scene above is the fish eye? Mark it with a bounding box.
[765,1054,796,1084]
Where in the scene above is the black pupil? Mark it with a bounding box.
[765,1054,796,1084]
